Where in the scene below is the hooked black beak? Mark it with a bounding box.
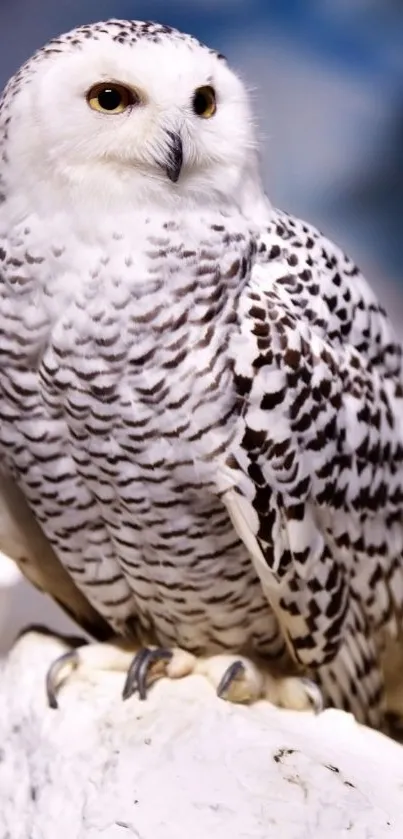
[163,131,183,183]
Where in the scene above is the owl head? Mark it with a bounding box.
[0,20,269,222]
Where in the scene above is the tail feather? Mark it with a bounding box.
[316,620,385,730]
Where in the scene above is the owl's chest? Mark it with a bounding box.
[55,301,238,497]
[2,208,251,490]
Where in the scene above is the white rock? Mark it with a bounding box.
[0,631,402,838]
[0,552,22,644]
[0,552,21,587]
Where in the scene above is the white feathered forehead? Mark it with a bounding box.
[1,18,227,102]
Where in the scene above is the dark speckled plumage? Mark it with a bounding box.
[1,20,403,730]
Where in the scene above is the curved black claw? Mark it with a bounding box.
[122,647,173,702]
[216,660,246,699]
[300,678,324,714]
[46,650,80,710]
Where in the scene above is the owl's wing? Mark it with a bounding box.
[222,209,403,727]
[0,470,113,641]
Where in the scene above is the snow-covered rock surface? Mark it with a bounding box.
[0,630,402,838]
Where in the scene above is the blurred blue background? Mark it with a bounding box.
[1,0,402,309]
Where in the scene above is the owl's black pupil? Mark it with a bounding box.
[98,88,122,110]
[193,90,210,116]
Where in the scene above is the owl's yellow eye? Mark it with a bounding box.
[192,86,216,119]
[86,83,139,114]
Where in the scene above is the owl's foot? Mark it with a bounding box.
[124,648,323,712]
[45,640,196,709]
[122,646,195,700]
[46,640,322,714]
[195,653,323,712]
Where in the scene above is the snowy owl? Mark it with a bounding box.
[0,19,402,732]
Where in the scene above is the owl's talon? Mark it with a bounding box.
[300,677,324,714]
[216,659,246,699]
[46,649,80,710]
[44,639,322,717]
[122,647,173,701]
